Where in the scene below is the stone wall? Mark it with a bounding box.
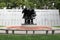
[0,9,60,26]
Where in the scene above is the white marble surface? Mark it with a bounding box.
[0,9,60,26]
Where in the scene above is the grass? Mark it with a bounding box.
[53,26,60,28]
[0,25,5,27]
[0,34,60,40]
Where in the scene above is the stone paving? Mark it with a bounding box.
[0,26,60,34]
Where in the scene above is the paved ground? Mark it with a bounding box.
[6,26,52,30]
[0,26,60,34]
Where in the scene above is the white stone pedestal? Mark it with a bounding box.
[22,24,37,27]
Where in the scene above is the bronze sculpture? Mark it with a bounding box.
[22,8,36,25]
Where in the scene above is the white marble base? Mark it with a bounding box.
[22,24,37,27]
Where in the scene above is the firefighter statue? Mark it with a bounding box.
[22,8,36,24]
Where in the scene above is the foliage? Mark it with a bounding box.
[0,2,6,9]
[0,0,60,9]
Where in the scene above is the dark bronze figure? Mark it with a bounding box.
[22,8,36,24]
